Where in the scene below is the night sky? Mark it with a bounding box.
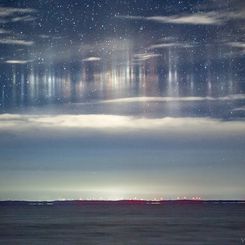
[0,0,245,201]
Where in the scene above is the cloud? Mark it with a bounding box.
[117,13,222,25]
[11,15,36,22]
[82,57,101,62]
[149,42,193,49]
[148,13,220,25]
[134,53,160,61]
[0,38,34,46]
[79,95,245,105]
[0,7,35,17]
[226,42,245,56]
[0,7,36,24]
[228,42,245,49]
[117,9,245,26]
[232,106,245,112]
[5,60,33,64]
[0,114,244,138]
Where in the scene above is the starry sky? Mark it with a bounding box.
[0,0,245,201]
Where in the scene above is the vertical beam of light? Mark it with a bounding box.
[20,69,25,106]
[12,65,17,107]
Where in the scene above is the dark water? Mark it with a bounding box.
[0,204,245,245]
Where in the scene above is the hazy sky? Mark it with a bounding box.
[0,0,244,200]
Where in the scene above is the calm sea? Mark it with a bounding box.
[0,203,244,244]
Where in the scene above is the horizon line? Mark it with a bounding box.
[1,199,245,203]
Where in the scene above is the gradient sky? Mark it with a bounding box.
[0,0,244,200]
